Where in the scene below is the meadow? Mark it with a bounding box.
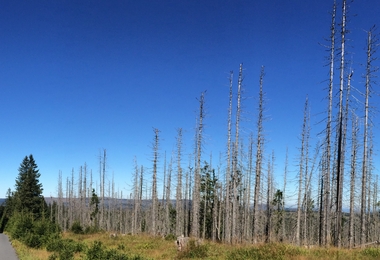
[10,232,380,260]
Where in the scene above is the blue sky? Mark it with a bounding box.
[1,0,379,202]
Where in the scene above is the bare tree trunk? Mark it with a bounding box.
[162,152,167,235]
[367,164,372,242]
[166,155,173,235]
[297,96,309,246]
[70,168,75,228]
[253,66,265,243]
[98,149,106,230]
[245,134,254,241]
[361,27,376,247]
[152,128,160,236]
[192,92,205,238]
[321,0,336,247]
[58,170,63,230]
[348,116,358,248]
[265,152,274,243]
[225,71,233,244]
[282,148,288,242]
[184,167,190,237]
[373,175,378,242]
[176,128,184,236]
[304,102,312,246]
[133,158,140,235]
[334,0,347,247]
[139,166,144,233]
[83,163,88,226]
[232,64,243,244]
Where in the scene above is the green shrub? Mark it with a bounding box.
[46,237,85,260]
[48,252,58,260]
[226,243,303,260]
[24,233,43,248]
[33,219,61,246]
[177,239,208,259]
[84,225,99,234]
[118,243,126,250]
[86,240,146,260]
[5,213,33,240]
[86,241,106,260]
[63,239,85,253]
[164,233,176,241]
[58,247,74,260]
[71,221,83,234]
[361,247,380,258]
[5,213,61,249]
[46,237,64,252]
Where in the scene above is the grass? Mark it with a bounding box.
[10,232,380,260]
[10,239,51,260]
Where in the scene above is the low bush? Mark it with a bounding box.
[86,241,106,260]
[5,213,61,249]
[5,213,33,240]
[226,243,304,260]
[361,247,380,258]
[177,239,209,259]
[86,240,146,260]
[24,233,42,248]
[46,237,85,260]
[164,233,176,241]
[84,225,100,234]
[48,252,58,260]
[46,236,63,252]
[71,221,83,234]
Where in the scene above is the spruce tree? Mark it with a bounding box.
[13,154,46,218]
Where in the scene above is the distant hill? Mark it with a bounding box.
[0,198,5,205]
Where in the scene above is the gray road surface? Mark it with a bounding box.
[0,234,18,260]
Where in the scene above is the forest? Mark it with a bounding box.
[1,0,380,258]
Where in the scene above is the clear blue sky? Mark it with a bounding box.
[1,0,379,201]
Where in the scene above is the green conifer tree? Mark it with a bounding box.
[13,155,46,218]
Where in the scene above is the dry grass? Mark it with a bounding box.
[11,239,51,260]
[11,232,380,260]
[63,232,179,259]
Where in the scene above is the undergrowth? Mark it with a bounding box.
[10,231,380,260]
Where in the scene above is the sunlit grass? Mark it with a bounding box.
[11,238,51,260]
[11,231,380,260]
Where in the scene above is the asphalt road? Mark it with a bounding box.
[0,233,18,260]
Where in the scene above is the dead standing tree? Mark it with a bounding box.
[224,71,233,244]
[175,128,184,236]
[320,0,336,246]
[252,66,265,243]
[232,64,243,243]
[296,96,310,246]
[361,26,378,247]
[192,92,206,238]
[349,115,359,248]
[151,128,160,236]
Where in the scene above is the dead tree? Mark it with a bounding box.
[165,154,173,235]
[175,128,184,236]
[349,116,359,248]
[320,0,336,246]
[132,158,140,235]
[192,92,206,238]
[282,148,288,242]
[151,128,160,236]
[232,64,243,243]
[361,27,377,247]
[297,96,309,246]
[224,71,233,244]
[253,66,265,243]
